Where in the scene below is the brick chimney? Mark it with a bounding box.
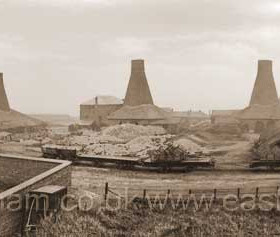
[124,59,154,106]
[0,73,10,112]
[249,60,279,106]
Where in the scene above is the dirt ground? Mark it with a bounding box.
[72,166,280,199]
[70,132,280,198]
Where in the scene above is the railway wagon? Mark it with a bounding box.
[76,154,215,171]
[41,145,81,160]
[250,159,280,169]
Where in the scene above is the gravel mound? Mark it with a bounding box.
[101,124,166,141]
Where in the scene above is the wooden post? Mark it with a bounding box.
[143,189,147,200]
[214,189,217,202]
[256,187,259,199]
[189,189,192,195]
[105,182,109,202]
[167,189,171,201]
[237,188,240,200]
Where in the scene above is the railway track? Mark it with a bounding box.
[41,145,215,172]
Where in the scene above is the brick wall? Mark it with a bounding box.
[0,157,56,190]
[0,155,71,236]
[80,104,122,125]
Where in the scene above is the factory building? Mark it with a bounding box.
[107,59,168,125]
[80,59,166,125]
[238,60,280,132]
[80,59,210,130]
[80,96,123,126]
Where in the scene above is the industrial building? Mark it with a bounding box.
[80,59,167,125]
[108,104,167,125]
[80,59,210,129]
[80,96,123,126]
[210,60,280,133]
[238,60,280,132]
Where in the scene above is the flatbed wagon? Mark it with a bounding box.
[76,154,215,171]
[143,158,215,171]
[41,145,81,160]
[250,159,280,169]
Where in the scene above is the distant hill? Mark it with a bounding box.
[29,114,78,126]
[0,110,45,132]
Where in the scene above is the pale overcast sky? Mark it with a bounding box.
[1,0,280,115]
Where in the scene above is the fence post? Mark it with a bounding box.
[237,188,240,200]
[256,187,259,199]
[105,182,109,202]
[143,189,147,200]
[167,189,171,202]
[214,189,217,202]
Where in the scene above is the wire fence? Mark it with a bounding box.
[104,182,280,202]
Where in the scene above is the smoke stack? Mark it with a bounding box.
[124,59,154,106]
[249,60,279,106]
[0,73,10,112]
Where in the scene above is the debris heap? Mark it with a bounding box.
[148,142,190,162]
[253,127,280,160]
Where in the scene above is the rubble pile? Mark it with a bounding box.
[101,124,166,141]
[68,134,125,146]
[16,123,205,159]
[174,138,205,154]
[148,142,190,162]
[126,135,173,158]
[82,135,173,158]
[253,128,280,160]
[84,144,126,156]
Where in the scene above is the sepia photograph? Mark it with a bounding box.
[1,0,280,236]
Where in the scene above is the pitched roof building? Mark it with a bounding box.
[108,104,167,122]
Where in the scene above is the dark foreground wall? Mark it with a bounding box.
[0,154,71,236]
[0,155,57,190]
